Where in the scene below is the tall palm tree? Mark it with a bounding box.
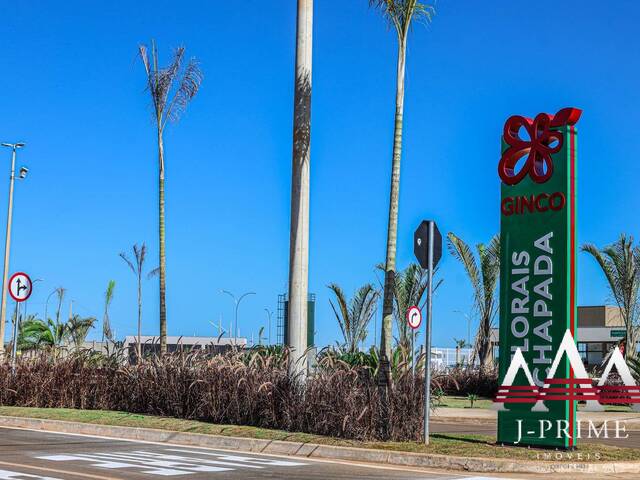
[287,0,313,377]
[328,283,379,353]
[120,243,156,360]
[582,235,640,359]
[102,280,116,343]
[370,0,436,367]
[139,41,203,355]
[447,233,500,368]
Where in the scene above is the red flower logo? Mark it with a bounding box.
[498,107,581,185]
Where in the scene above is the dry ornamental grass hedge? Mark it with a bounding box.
[0,348,496,441]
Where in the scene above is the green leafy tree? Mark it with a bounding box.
[139,41,203,355]
[582,235,640,359]
[328,283,379,354]
[18,315,94,354]
[370,0,436,367]
[447,233,500,368]
[19,316,66,351]
[67,314,97,350]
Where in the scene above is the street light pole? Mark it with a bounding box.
[0,142,25,356]
[44,288,57,323]
[453,310,472,347]
[221,290,255,344]
[264,308,273,345]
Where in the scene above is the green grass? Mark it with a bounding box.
[437,395,494,409]
[0,406,639,462]
[437,396,634,413]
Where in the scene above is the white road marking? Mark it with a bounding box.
[38,448,306,477]
[2,425,515,478]
[165,449,306,467]
[0,471,61,480]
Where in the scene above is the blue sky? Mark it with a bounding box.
[0,0,638,348]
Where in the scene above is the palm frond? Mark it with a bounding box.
[447,232,482,308]
[369,0,436,37]
[139,42,202,132]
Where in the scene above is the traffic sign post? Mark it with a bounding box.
[414,220,442,445]
[407,306,422,329]
[407,306,422,376]
[8,272,32,303]
[8,272,32,372]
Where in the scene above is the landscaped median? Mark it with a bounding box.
[0,407,639,474]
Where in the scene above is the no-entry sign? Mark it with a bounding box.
[8,272,32,302]
[406,306,422,330]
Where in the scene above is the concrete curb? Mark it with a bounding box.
[1,415,639,474]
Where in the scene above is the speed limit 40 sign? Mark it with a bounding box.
[8,272,32,302]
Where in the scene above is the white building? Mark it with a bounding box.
[122,335,247,361]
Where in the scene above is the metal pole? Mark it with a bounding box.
[423,221,434,445]
[8,301,17,360]
[11,300,19,372]
[0,147,17,356]
[234,299,238,341]
[44,289,56,322]
[411,328,415,378]
[265,308,272,345]
[235,292,255,342]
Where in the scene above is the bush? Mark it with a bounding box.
[0,348,440,442]
[433,365,499,397]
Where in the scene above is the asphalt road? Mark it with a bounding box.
[0,426,521,480]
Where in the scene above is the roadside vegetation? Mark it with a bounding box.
[0,346,498,442]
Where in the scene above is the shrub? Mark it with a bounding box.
[433,365,499,398]
[0,348,444,442]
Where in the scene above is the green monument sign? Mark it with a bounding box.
[496,107,581,448]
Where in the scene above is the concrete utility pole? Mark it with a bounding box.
[0,142,25,356]
[287,0,313,378]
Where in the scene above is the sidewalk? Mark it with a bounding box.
[433,407,640,431]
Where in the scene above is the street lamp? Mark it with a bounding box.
[453,310,472,347]
[264,308,273,345]
[43,288,58,323]
[220,290,255,345]
[0,142,27,356]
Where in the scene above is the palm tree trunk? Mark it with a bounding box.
[137,272,142,361]
[287,0,313,377]
[626,315,637,360]
[158,129,167,355]
[380,37,407,367]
